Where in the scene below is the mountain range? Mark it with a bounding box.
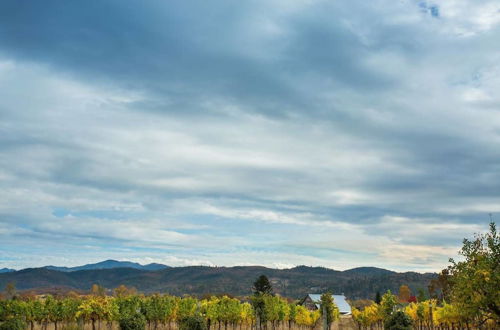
[0,262,436,300]
[44,259,169,272]
[0,268,15,274]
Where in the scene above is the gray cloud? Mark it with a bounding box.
[0,0,499,271]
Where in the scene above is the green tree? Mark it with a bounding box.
[177,296,197,320]
[119,312,146,330]
[252,275,273,329]
[375,291,382,304]
[416,288,427,302]
[319,293,339,326]
[76,296,118,330]
[380,291,398,319]
[384,311,412,330]
[179,315,206,330]
[448,222,500,323]
[142,294,176,329]
[428,269,451,301]
[253,275,273,295]
[0,299,27,330]
[0,318,26,330]
[217,296,242,329]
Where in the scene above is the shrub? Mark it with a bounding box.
[0,318,27,330]
[179,315,207,330]
[119,312,146,330]
[384,311,412,330]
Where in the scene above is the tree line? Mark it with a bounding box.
[0,276,339,330]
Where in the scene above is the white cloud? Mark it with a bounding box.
[0,0,499,271]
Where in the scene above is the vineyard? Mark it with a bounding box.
[2,291,499,330]
[0,293,335,330]
[352,292,498,330]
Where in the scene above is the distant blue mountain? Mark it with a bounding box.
[0,268,15,273]
[44,259,169,272]
[342,267,395,276]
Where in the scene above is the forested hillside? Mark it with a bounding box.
[0,265,435,299]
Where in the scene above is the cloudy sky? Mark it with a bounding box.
[1,0,499,272]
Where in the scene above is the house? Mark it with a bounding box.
[300,293,352,315]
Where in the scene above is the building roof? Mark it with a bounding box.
[307,294,352,315]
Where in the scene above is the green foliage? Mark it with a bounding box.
[428,269,451,301]
[384,311,412,330]
[375,291,382,304]
[253,275,273,295]
[76,296,119,324]
[416,288,427,302]
[177,296,197,320]
[142,294,177,324]
[115,295,143,318]
[0,317,26,330]
[380,291,398,319]
[251,293,265,324]
[448,221,500,322]
[294,305,319,326]
[179,315,207,330]
[319,293,339,325]
[119,312,146,330]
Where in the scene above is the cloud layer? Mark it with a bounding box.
[1,0,499,272]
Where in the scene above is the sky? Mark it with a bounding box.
[0,0,499,272]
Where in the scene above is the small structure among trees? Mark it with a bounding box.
[300,293,352,315]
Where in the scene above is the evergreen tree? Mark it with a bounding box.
[374,291,382,304]
[252,275,273,295]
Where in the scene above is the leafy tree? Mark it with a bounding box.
[294,305,317,327]
[288,303,297,329]
[179,315,206,330]
[253,275,273,295]
[0,299,27,330]
[4,283,16,300]
[251,294,265,328]
[352,303,383,329]
[200,296,218,329]
[261,294,290,328]
[44,295,65,330]
[114,285,137,298]
[252,275,274,329]
[448,221,500,323]
[398,285,411,303]
[384,311,412,330]
[177,296,197,320]
[217,296,242,328]
[240,302,254,326]
[416,288,427,302]
[90,284,106,297]
[319,293,339,326]
[119,312,146,330]
[0,317,26,330]
[380,291,398,319]
[142,294,177,329]
[76,296,118,330]
[428,269,451,301]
